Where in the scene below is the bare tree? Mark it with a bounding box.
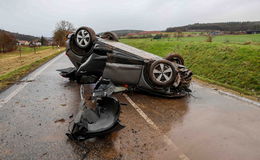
[55,20,75,32]
[0,31,17,53]
[53,20,75,46]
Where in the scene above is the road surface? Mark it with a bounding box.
[0,53,260,160]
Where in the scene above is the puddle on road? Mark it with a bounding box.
[127,84,260,160]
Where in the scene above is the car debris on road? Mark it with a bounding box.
[58,26,192,140]
[66,80,125,141]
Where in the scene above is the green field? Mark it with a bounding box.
[164,34,260,44]
[0,46,53,59]
[121,37,260,97]
[0,46,65,91]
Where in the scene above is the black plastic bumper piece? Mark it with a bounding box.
[66,97,124,141]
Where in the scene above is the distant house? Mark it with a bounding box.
[35,42,42,46]
[29,40,42,47]
[17,40,30,46]
[126,33,137,36]
[246,30,260,34]
[210,31,224,36]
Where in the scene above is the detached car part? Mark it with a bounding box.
[58,26,192,140]
[66,80,125,141]
[67,96,124,141]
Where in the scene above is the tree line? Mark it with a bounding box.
[0,20,74,53]
[166,21,260,32]
[0,31,49,53]
[0,29,39,42]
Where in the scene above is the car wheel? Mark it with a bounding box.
[102,32,119,41]
[165,53,184,65]
[74,27,97,49]
[149,60,177,87]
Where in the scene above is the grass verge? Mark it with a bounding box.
[0,49,64,91]
[121,39,260,98]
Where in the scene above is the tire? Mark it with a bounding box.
[149,60,177,87]
[165,53,184,65]
[69,34,89,56]
[74,26,97,49]
[101,32,119,41]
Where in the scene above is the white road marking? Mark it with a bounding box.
[123,93,191,160]
[0,53,64,107]
[217,90,260,107]
[193,83,260,107]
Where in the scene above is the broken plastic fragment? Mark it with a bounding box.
[66,97,124,141]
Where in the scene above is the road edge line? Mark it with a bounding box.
[123,93,190,160]
[0,53,64,107]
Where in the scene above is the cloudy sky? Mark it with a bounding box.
[0,0,259,37]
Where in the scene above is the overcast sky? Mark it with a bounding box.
[0,0,259,37]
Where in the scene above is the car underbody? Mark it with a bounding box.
[58,27,192,140]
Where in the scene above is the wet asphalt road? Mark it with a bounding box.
[0,53,260,160]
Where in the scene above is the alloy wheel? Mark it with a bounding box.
[152,63,173,83]
[76,29,90,48]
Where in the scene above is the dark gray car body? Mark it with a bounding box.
[64,35,192,97]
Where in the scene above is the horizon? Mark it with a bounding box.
[1,0,259,37]
[1,20,260,38]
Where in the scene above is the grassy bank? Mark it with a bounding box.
[165,34,260,44]
[126,33,260,45]
[121,39,260,97]
[0,47,65,91]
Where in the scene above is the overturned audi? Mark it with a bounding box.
[58,26,192,140]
